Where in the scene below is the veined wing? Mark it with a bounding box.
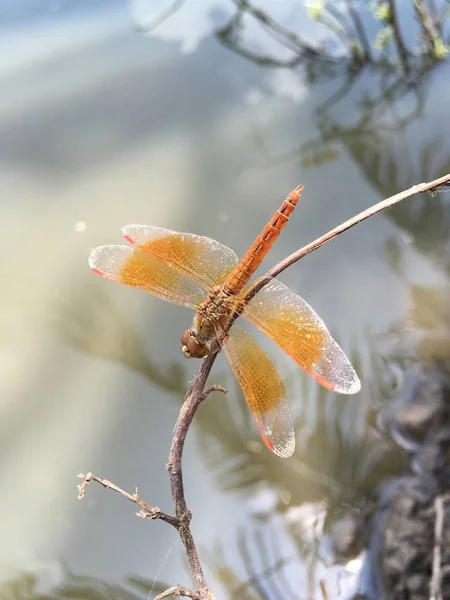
[89,245,205,309]
[122,225,239,290]
[223,322,295,459]
[242,279,361,394]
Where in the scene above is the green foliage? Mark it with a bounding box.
[433,38,449,59]
[307,0,326,20]
[373,25,394,50]
[373,2,391,22]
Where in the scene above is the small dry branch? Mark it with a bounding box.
[78,377,227,600]
[153,586,199,600]
[77,472,178,527]
[430,492,450,600]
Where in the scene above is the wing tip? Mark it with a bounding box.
[122,224,138,243]
[88,246,105,272]
[348,376,361,394]
[313,364,361,395]
[327,378,361,395]
[88,245,131,281]
[336,369,361,395]
[122,224,167,244]
[88,246,112,279]
[262,432,296,459]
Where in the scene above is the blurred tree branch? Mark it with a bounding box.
[134,0,187,34]
[217,0,449,69]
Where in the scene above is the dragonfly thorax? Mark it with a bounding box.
[180,287,243,359]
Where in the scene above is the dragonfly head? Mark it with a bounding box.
[180,329,209,359]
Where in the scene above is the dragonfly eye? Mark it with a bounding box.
[180,329,192,347]
[188,339,209,358]
[180,329,209,359]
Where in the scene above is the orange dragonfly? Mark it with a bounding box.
[88,185,360,458]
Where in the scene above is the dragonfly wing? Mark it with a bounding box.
[122,225,239,289]
[89,245,205,309]
[243,278,361,394]
[223,322,295,459]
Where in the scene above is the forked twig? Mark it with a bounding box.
[78,376,225,600]
[77,472,178,527]
[78,173,450,599]
[154,585,198,600]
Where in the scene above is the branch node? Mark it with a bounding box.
[137,506,162,520]
[154,584,199,600]
[77,472,92,499]
[180,508,193,526]
[203,384,228,397]
[136,506,162,520]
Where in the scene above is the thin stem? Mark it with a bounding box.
[387,0,410,69]
[414,0,439,54]
[430,493,450,600]
[77,472,179,528]
[246,173,450,300]
[167,352,223,595]
[344,0,372,61]
[134,0,186,33]
[231,0,341,64]
[167,353,219,519]
[154,585,198,600]
[324,3,352,38]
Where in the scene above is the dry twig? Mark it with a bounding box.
[247,173,450,299]
[77,472,178,527]
[78,379,226,600]
[319,579,330,600]
[154,585,199,600]
[430,492,450,600]
[134,0,186,34]
[78,173,450,599]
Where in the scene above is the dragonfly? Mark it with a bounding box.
[88,185,360,458]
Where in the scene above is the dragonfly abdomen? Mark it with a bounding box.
[223,185,303,295]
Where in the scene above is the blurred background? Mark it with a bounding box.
[1,1,450,598]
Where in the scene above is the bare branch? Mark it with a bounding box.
[134,0,186,34]
[232,0,340,63]
[430,492,450,600]
[414,0,440,55]
[202,385,227,399]
[154,585,199,600]
[77,472,179,528]
[166,353,220,593]
[246,173,450,301]
[320,579,330,600]
[344,0,372,61]
[217,0,343,68]
[386,0,411,68]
